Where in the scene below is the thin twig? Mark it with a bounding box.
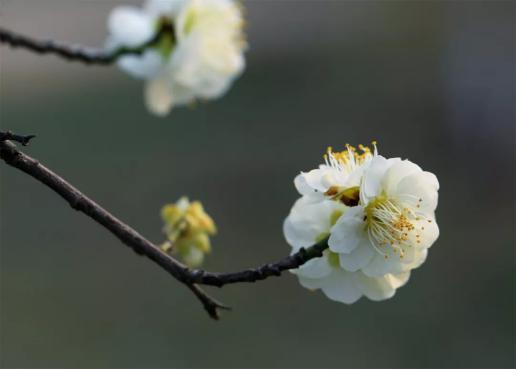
[0,25,173,65]
[0,131,328,319]
[187,284,231,320]
[187,240,328,287]
[0,131,36,146]
[0,27,117,64]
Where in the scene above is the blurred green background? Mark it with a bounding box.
[1,1,514,368]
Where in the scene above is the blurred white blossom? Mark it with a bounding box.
[284,144,440,303]
[106,0,246,116]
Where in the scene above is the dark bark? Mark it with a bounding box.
[0,26,171,65]
[0,132,328,319]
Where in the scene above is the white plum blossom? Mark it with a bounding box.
[283,196,412,303]
[329,155,439,277]
[106,0,246,116]
[284,143,440,303]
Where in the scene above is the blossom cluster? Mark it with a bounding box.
[161,197,216,267]
[107,0,246,116]
[105,1,441,305]
[284,143,439,303]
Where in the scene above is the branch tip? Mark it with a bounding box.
[21,135,36,146]
[187,284,231,320]
[0,131,36,146]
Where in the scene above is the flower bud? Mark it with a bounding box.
[160,197,216,267]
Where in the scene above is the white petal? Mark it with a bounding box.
[395,171,439,213]
[406,248,428,270]
[117,50,163,80]
[144,77,174,116]
[362,247,428,277]
[108,6,155,48]
[283,217,320,250]
[360,156,392,204]
[294,173,326,199]
[339,239,375,272]
[175,0,243,39]
[321,269,363,304]
[294,173,311,195]
[170,31,244,99]
[294,165,349,195]
[297,197,346,226]
[168,82,197,106]
[352,272,396,301]
[318,166,349,190]
[296,168,329,193]
[295,256,332,279]
[298,275,323,290]
[385,271,411,289]
[382,159,421,194]
[328,206,365,253]
[408,217,439,249]
[283,198,345,250]
[420,171,439,190]
[344,164,367,188]
[362,252,405,277]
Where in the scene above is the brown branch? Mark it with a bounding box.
[0,27,118,64]
[186,240,328,287]
[0,131,328,319]
[0,24,174,65]
[0,135,223,319]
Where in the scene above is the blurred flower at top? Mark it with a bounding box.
[160,197,216,267]
[106,0,246,116]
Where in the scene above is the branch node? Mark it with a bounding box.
[68,197,83,211]
[268,264,281,276]
[294,247,307,265]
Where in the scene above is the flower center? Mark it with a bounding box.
[322,142,377,206]
[324,142,377,173]
[325,186,360,206]
[153,17,176,59]
[364,195,419,259]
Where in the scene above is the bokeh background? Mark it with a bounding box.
[1,1,514,368]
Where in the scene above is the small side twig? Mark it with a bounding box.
[187,284,231,320]
[0,131,328,320]
[0,131,36,146]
